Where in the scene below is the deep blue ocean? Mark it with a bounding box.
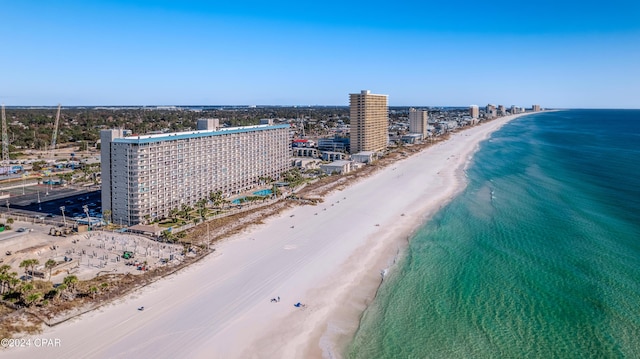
[346,110,640,358]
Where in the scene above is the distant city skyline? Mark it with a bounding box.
[1,1,639,108]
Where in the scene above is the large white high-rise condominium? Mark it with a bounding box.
[349,90,389,153]
[101,123,290,226]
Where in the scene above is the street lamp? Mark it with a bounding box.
[60,206,66,227]
[82,205,91,231]
[207,222,210,251]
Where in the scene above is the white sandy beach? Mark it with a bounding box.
[4,113,528,359]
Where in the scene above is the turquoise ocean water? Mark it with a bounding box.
[346,110,640,358]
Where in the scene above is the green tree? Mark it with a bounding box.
[25,292,42,307]
[0,265,18,294]
[45,259,57,281]
[19,259,40,282]
[160,230,175,243]
[89,286,98,299]
[181,204,192,219]
[198,207,207,221]
[55,284,67,301]
[32,160,47,171]
[196,198,207,209]
[170,207,179,223]
[21,282,34,294]
[63,275,78,292]
[209,190,224,208]
[7,276,20,293]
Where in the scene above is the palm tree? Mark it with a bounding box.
[63,275,78,292]
[196,198,207,209]
[55,284,67,301]
[208,190,220,205]
[209,190,224,209]
[201,207,208,220]
[20,282,34,295]
[30,259,40,280]
[19,259,31,281]
[181,204,193,219]
[0,264,12,294]
[19,259,40,281]
[45,259,57,281]
[25,292,42,307]
[8,276,20,293]
[89,286,98,299]
[170,207,179,223]
[160,230,175,243]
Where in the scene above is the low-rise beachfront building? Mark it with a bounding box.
[293,147,318,158]
[101,123,291,226]
[292,158,321,170]
[317,136,350,152]
[401,133,423,144]
[321,151,346,161]
[351,151,377,164]
[319,160,352,175]
[292,139,316,148]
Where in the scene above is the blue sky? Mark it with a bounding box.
[1,1,639,108]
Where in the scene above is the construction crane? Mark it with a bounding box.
[50,104,61,159]
[1,104,8,164]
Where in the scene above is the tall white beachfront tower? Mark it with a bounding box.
[349,90,389,153]
[101,123,290,226]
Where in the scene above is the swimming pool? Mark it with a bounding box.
[253,189,273,196]
[231,197,246,204]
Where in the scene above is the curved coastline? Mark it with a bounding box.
[3,112,534,359]
[309,113,533,358]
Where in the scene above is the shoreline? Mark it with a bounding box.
[3,113,533,359]
[285,113,530,358]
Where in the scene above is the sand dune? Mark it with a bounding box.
[4,114,527,359]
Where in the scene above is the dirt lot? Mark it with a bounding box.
[0,220,183,283]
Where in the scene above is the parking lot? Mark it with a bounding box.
[2,184,102,225]
[0,182,192,282]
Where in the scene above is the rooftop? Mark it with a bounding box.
[113,124,290,144]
